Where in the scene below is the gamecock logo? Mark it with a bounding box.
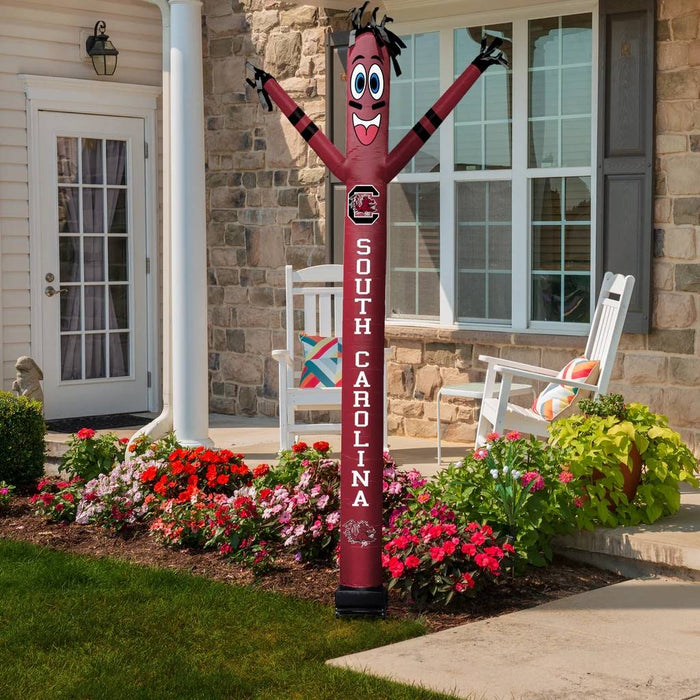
[347,185,380,225]
[343,519,377,547]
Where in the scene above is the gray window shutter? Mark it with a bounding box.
[596,0,655,332]
[326,31,349,264]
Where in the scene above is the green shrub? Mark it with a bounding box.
[61,428,127,482]
[0,392,46,491]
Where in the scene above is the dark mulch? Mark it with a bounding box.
[45,413,151,433]
[0,497,625,633]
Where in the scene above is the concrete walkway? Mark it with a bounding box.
[329,576,700,700]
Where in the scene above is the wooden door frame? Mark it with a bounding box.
[21,74,162,412]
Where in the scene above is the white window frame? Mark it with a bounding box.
[387,0,598,336]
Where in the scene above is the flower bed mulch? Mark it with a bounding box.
[0,497,624,633]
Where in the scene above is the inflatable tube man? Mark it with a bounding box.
[247,4,506,616]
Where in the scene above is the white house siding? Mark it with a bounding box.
[0,0,163,390]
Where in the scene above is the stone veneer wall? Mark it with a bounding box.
[204,1,699,455]
[203,0,341,417]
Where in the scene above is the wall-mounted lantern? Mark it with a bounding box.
[86,21,119,76]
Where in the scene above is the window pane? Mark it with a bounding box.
[106,140,127,185]
[457,181,511,322]
[109,285,129,329]
[389,183,440,318]
[107,189,127,233]
[108,238,128,281]
[529,15,592,168]
[531,177,591,322]
[389,32,440,174]
[60,287,81,332]
[455,24,512,171]
[59,237,80,283]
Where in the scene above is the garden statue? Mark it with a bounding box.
[247,3,506,616]
[12,356,44,407]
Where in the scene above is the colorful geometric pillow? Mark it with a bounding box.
[299,334,342,388]
[532,357,600,421]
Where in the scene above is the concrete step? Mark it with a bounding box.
[555,485,700,581]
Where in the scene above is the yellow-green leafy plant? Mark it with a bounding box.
[549,395,698,528]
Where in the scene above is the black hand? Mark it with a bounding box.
[471,36,508,73]
[245,61,273,111]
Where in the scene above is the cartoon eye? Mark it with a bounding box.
[350,64,366,99]
[368,64,384,99]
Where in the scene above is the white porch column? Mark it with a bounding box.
[169,0,212,446]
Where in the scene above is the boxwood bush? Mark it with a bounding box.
[0,392,46,491]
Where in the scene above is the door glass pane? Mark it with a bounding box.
[60,288,81,332]
[106,140,127,185]
[81,138,103,184]
[109,285,129,329]
[85,334,106,378]
[389,183,440,317]
[59,237,80,282]
[60,336,82,381]
[84,286,106,331]
[83,188,104,233]
[528,14,592,168]
[57,135,133,381]
[108,238,128,281]
[57,138,78,183]
[58,188,79,232]
[110,333,130,377]
[457,181,511,322]
[83,237,104,282]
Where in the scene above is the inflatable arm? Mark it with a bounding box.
[246,63,347,181]
[384,37,507,181]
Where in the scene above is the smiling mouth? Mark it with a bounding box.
[352,113,381,146]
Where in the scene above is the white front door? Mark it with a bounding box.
[38,111,149,419]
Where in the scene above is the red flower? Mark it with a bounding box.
[429,546,445,562]
[416,492,430,504]
[404,554,421,569]
[259,488,272,501]
[475,553,499,572]
[313,441,330,453]
[559,470,574,483]
[454,582,466,593]
[119,437,129,445]
[484,545,503,558]
[505,430,521,441]
[388,557,404,578]
[503,543,515,554]
[461,572,475,588]
[470,531,486,546]
[461,543,476,556]
[521,471,545,492]
[76,427,95,440]
[292,442,308,454]
[486,432,500,442]
[216,474,230,485]
[427,524,443,540]
[141,466,158,483]
[252,463,270,478]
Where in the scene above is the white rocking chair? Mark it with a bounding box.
[475,272,635,446]
[273,264,388,451]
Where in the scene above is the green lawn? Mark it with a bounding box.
[0,540,454,699]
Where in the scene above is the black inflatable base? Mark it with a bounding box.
[335,585,387,618]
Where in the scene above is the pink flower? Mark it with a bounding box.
[574,496,585,508]
[454,582,466,593]
[486,432,500,442]
[521,471,545,492]
[559,470,574,483]
[473,448,488,461]
[470,531,486,546]
[76,427,96,440]
[505,431,521,441]
[416,492,430,504]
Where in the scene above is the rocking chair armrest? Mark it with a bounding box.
[272,349,293,367]
[479,355,558,377]
[495,365,598,392]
